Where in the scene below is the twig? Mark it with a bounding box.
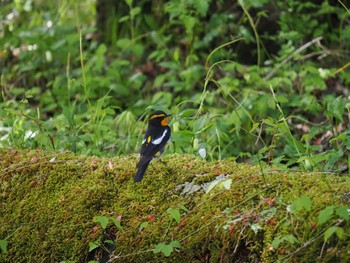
[238,0,261,66]
[205,39,243,68]
[233,225,247,254]
[279,220,344,263]
[330,61,350,77]
[108,249,153,262]
[264,36,323,81]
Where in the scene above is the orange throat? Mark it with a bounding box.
[161,118,168,126]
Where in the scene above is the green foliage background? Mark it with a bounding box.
[1,0,350,171]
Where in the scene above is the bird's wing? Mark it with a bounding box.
[137,127,170,167]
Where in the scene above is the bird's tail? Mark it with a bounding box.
[134,161,150,182]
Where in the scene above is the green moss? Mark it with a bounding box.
[1,150,350,262]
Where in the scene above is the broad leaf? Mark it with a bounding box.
[167,208,181,223]
[170,240,181,248]
[271,234,298,249]
[178,204,189,212]
[93,216,109,230]
[335,206,349,221]
[154,243,173,257]
[110,217,125,233]
[192,0,210,16]
[290,196,312,213]
[324,226,344,241]
[317,206,335,226]
[139,222,149,231]
[89,242,100,252]
[0,239,8,253]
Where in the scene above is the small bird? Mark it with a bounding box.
[134,110,171,182]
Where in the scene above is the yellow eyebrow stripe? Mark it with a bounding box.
[149,113,166,120]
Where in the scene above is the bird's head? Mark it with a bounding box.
[148,110,171,126]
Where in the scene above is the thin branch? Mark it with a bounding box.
[264,36,323,81]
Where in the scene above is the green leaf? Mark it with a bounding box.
[249,122,260,133]
[93,216,109,229]
[89,241,100,252]
[335,227,345,239]
[161,244,173,257]
[139,222,149,231]
[263,117,277,127]
[323,226,334,240]
[271,236,284,249]
[191,0,210,16]
[283,234,299,245]
[300,195,313,210]
[335,206,349,221]
[244,0,270,8]
[130,7,141,18]
[153,243,165,254]
[323,150,343,171]
[151,91,172,106]
[0,239,8,253]
[178,204,189,212]
[153,243,164,253]
[167,208,181,223]
[110,217,125,233]
[10,87,25,96]
[104,240,115,246]
[154,74,166,87]
[154,243,173,257]
[159,61,179,70]
[317,206,335,226]
[173,48,179,62]
[193,114,211,133]
[324,226,344,241]
[179,109,197,117]
[171,130,194,145]
[324,95,347,122]
[179,15,197,35]
[124,0,132,7]
[290,196,312,213]
[170,240,181,249]
[271,234,298,249]
[62,106,75,127]
[116,38,131,49]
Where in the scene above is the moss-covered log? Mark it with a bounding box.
[1,150,350,262]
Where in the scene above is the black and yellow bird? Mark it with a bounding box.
[134,110,171,182]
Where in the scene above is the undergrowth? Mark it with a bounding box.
[0,1,349,173]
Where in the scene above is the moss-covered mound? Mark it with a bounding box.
[1,150,350,262]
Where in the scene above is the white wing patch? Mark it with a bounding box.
[152,129,168,145]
